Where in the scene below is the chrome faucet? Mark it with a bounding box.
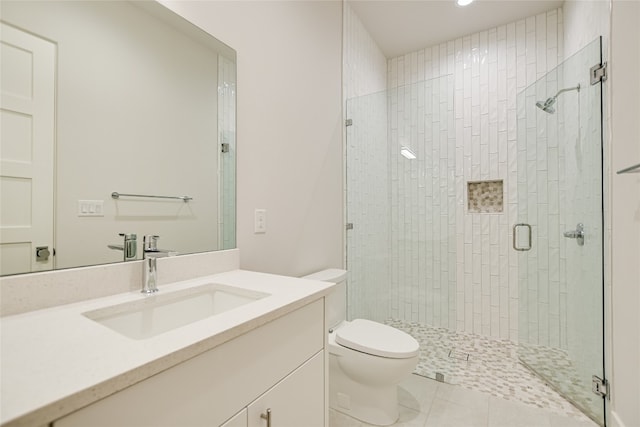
[142,235,160,294]
[108,233,137,261]
[141,235,177,294]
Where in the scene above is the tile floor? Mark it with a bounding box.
[518,342,603,423]
[329,374,599,427]
[385,319,599,422]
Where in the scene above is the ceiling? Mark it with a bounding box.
[349,0,564,58]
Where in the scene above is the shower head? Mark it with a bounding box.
[536,98,556,114]
[535,84,581,114]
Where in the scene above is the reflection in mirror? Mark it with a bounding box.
[0,1,236,276]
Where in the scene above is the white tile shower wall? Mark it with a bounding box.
[387,10,565,340]
[343,3,389,322]
[516,65,569,351]
[563,0,610,59]
[387,76,457,329]
[343,3,387,99]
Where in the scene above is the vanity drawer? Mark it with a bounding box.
[54,298,325,427]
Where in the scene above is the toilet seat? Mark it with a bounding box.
[335,319,419,359]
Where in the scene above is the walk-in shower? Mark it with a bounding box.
[535,84,581,114]
[345,36,606,426]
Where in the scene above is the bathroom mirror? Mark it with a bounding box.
[0,1,236,276]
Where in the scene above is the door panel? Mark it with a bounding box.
[0,23,55,275]
[515,38,605,425]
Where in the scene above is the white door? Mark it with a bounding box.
[0,23,55,275]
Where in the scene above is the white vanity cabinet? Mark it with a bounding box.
[220,409,247,427]
[221,352,324,427]
[53,299,326,427]
[247,352,324,427]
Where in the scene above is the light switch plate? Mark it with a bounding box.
[78,200,104,217]
[254,209,266,233]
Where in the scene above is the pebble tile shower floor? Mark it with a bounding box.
[385,319,596,423]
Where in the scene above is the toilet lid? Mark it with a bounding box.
[335,319,419,359]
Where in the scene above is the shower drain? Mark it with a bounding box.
[448,349,470,361]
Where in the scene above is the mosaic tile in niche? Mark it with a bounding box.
[468,180,504,213]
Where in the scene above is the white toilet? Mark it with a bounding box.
[303,269,419,426]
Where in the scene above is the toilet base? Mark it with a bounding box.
[329,357,400,426]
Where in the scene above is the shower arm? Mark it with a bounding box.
[552,84,581,99]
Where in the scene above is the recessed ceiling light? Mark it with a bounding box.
[456,0,474,6]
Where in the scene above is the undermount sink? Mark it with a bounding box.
[83,284,269,340]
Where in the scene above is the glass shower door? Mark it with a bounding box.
[515,38,605,425]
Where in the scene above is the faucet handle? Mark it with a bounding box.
[116,233,137,260]
[143,235,160,251]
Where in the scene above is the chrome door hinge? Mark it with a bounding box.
[590,62,607,85]
[221,143,230,153]
[345,119,353,127]
[592,375,608,398]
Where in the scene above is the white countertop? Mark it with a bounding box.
[0,270,334,427]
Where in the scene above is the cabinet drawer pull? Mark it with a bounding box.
[260,408,271,427]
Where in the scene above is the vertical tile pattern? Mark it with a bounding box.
[386,76,456,328]
[467,181,504,213]
[386,10,564,339]
[343,3,389,322]
[343,3,387,100]
[343,7,599,347]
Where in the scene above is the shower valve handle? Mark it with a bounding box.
[563,223,585,246]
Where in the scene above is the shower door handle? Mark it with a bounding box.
[513,223,532,251]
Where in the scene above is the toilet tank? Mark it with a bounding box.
[302,269,347,329]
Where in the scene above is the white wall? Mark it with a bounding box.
[163,1,344,277]
[610,1,640,426]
